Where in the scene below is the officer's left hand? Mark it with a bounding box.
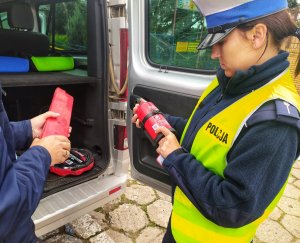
[132,104,142,128]
[31,111,72,139]
[156,126,181,158]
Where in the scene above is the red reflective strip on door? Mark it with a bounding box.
[120,28,128,100]
[109,186,122,195]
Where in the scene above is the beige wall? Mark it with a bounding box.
[283,37,300,94]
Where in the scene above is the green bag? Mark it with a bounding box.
[31,56,74,71]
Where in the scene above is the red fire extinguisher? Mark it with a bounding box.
[130,95,176,165]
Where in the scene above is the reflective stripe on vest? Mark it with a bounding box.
[172,69,300,243]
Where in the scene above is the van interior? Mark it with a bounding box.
[0,0,110,197]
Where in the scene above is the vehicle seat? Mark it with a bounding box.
[0,2,49,57]
[8,2,34,31]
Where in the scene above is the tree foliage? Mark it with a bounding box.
[41,0,87,51]
[288,0,298,8]
[149,0,203,41]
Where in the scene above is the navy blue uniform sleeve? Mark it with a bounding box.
[164,114,187,139]
[10,120,32,150]
[0,133,51,239]
[163,121,298,227]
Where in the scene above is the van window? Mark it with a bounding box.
[148,0,219,71]
[0,12,9,29]
[38,0,87,53]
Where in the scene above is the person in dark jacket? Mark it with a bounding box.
[133,0,300,242]
[0,87,71,242]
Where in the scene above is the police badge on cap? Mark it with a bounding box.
[193,0,288,50]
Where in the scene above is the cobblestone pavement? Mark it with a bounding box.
[40,161,300,243]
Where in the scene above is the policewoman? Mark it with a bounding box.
[133,0,300,242]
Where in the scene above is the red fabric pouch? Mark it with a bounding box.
[41,87,74,138]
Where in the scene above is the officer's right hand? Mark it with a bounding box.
[30,135,71,166]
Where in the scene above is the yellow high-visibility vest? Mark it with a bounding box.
[172,69,300,243]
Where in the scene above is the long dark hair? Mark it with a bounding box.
[238,10,299,76]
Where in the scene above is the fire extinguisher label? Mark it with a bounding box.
[152,123,159,131]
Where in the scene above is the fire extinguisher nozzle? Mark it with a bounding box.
[129,94,142,110]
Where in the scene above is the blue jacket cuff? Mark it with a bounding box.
[163,147,188,166]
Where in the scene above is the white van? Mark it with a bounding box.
[0,0,130,236]
[0,0,298,237]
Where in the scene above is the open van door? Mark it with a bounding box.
[127,0,218,194]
